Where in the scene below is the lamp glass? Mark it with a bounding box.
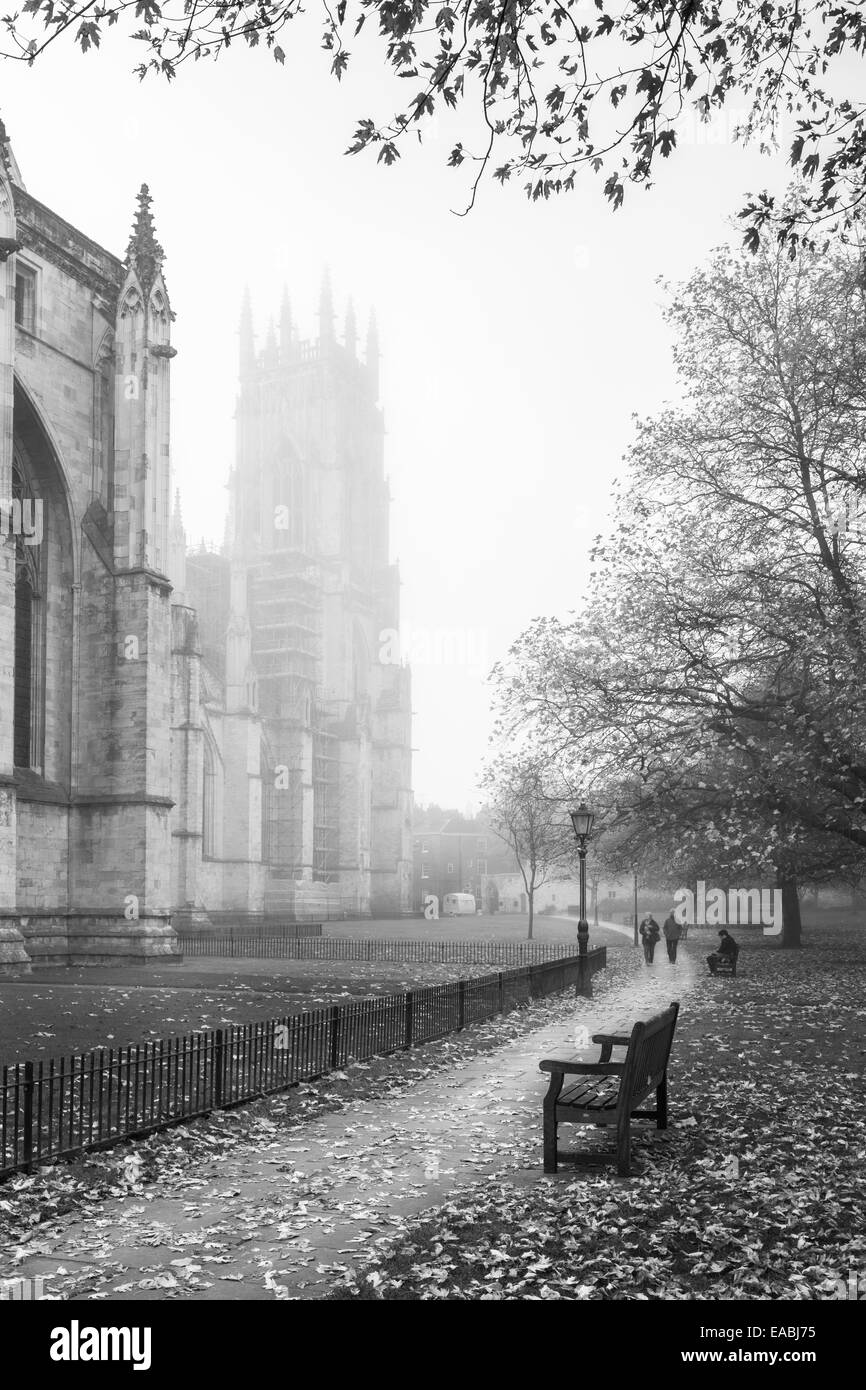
[570,805,594,839]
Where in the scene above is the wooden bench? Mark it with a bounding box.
[540,1001,679,1177]
[708,943,740,977]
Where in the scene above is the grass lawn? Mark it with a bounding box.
[0,918,623,1069]
[325,912,628,948]
[0,957,501,1069]
[331,922,866,1300]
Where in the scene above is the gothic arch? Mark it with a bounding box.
[119,281,144,321]
[148,285,170,345]
[13,371,78,572]
[272,437,306,550]
[11,377,76,780]
[117,281,144,390]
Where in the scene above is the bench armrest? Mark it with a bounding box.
[539,1060,626,1076]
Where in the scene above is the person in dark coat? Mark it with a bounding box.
[707,929,738,974]
[639,914,660,965]
[662,911,682,962]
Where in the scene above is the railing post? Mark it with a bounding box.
[214,1029,225,1108]
[404,992,414,1049]
[457,979,466,1031]
[576,950,593,998]
[498,972,504,1014]
[22,1062,34,1170]
[329,1006,341,1070]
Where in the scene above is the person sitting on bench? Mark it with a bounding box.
[707,929,738,975]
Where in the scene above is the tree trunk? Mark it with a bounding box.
[527,888,534,940]
[778,870,802,949]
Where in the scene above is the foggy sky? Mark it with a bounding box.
[2,22,791,807]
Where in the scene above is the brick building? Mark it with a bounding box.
[0,128,411,970]
[412,815,516,912]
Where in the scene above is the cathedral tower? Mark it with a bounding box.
[221,277,413,916]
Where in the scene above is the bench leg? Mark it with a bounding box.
[656,1074,668,1129]
[543,1074,564,1174]
[616,1114,631,1177]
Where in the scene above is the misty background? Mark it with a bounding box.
[1,22,790,808]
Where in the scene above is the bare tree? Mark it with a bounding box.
[482,754,572,940]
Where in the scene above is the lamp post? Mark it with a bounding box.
[633,870,639,948]
[569,803,595,997]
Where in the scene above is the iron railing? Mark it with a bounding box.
[0,951,606,1179]
[177,935,591,964]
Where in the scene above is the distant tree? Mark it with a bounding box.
[482,753,572,939]
[3,3,866,243]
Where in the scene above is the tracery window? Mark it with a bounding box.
[11,456,44,771]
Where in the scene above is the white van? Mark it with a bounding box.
[443,892,477,917]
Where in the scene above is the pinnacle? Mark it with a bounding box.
[125,183,166,294]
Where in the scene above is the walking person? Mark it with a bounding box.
[639,914,660,965]
[663,911,682,963]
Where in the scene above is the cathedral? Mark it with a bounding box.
[0,126,413,970]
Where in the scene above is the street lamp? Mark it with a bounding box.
[569,803,595,996]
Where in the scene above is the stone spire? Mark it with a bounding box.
[318,267,335,346]
[365,308,380,396]
[260,316,277,370]
[239,288,255,373]
[0,114,23,188]
[114,184,173,574]
[0,116,12,181]
[169,488,187,601]
[125,184,165,296]
[344,297,357,357]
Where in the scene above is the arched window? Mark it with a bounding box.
[12,456,44,771]
[273,444,305,550]
[202,738,216,859]
[149,288,169,345]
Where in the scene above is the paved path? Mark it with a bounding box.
[554,915,636,942]
[7,949,697,1301]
